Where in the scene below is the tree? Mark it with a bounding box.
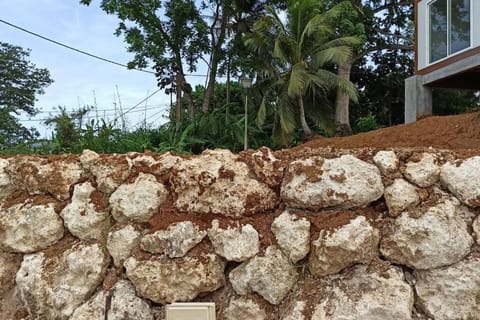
[244,0,359,143]
[0,42,53,146]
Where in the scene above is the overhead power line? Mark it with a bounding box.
[0,18,222,78]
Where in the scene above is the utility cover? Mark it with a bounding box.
[165,302,216,320]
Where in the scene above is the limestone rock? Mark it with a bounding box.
[415,254,480,320]
[229,246,298,305]
[309,216,379,276]
[0,158,14,200]
[404,153,439,187]
[7,156,82,200]
[141,221,206,258]
[80,150,132,194]
[150,152,182,176]
[224,297,266,320]
[70,280,153,320]
[0,203,64,253]
[0,251,21,291]
[170,149,277,217]
[440,156,480,207]
[16,243,108,320]
[281,155,384,210]
[384,179,420,216]
[109,173,167,223]
[282,301,306,320]
[373,150,399,174]
[312,265,413,320]
[250,147,285,188]
[474,215,480,244]
[271,210,310,263]
[124,254,225,304]
[107,225,141,267]
[207,219,259,262]
[380,196,473,269]
[61,182,107,241]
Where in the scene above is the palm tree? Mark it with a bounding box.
[244,0,360,142]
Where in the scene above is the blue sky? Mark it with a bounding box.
[0,0,208,137]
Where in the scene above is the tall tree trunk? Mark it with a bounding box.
[175,73,182,132]
[335,59,353,136]
[298,97,312,137]
[226,56,231,105]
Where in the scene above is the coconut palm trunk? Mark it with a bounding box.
[334,58,353,136]
[299,97,312,137]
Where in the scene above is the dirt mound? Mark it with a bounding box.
[297,112,480,151]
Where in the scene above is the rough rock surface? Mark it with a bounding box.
[229,246,298,305]
[207,219,259,262]
[107,225,141,267]
[110,173,167,223]
[80,150,132,194]
[380,196,473,269]
[70,280,153,320]
[474,215,480,244]
[60,182,107,241]
[404,153,440,187]
[7,157,82,200]
[311,265,414,320]
[440,156,480,207]
[16,243,108,320]
[0,203,64,253]
[271,210,310,263]
[384,178,420,216]
[282,301,306,320]
[124,254,225,304]
[140,221,206,258]
[250,147,285,188]
[309,216,379,276]
[281,155,384,210]
[224,297,266,320]
[373,150,399,174]
[170,149,277,217]
[0,251,21,289]
[150,152,182,176]
[0,158,13,200]
[415,254,480,320]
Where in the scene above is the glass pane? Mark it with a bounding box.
[430,0,448,63]
[450,0,470,54]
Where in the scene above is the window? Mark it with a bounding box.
[429,0,471,63]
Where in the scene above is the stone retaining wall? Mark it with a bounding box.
[1,148,479,319]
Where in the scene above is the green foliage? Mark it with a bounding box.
[354,112,382,133]
[0,42,53,146]
[433,89,479,115]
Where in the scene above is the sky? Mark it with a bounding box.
[0,0,208,138]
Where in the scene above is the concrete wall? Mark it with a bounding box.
[1,148,480,319]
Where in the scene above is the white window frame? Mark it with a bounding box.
[427,0,473,65]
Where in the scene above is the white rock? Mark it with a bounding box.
[473,215,480,244]
[150,152,182,176]
[229,246,298,305]
[312,265,413,320]
[224,297,266,320]
[271,210,310,263]
[281,155,384,210]
[80,150,132,194]
[309,216,379,276]
[141,221,206,258]
[0,203,64,253]
[107,225,141,267]
[373,150,399,174]
[70,280,153,320]
[250,147,285,188]
[404,153,439,187]
[0,158,14,200]
[110,173,167,223]
[207,220,259,262]
[7,157,82,200]
[384,179,420,216]
[380,196,474,269]
[124,254,225,304]
[440,156,480,207]
[16,243,108,320]
[61,182,107,241]
[415,255,480,320]
[282,301,306,320]
[170,149,277,217]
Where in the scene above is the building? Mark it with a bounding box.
[405,0,480,123]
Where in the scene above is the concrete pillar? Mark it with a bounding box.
[404,75,432,123]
